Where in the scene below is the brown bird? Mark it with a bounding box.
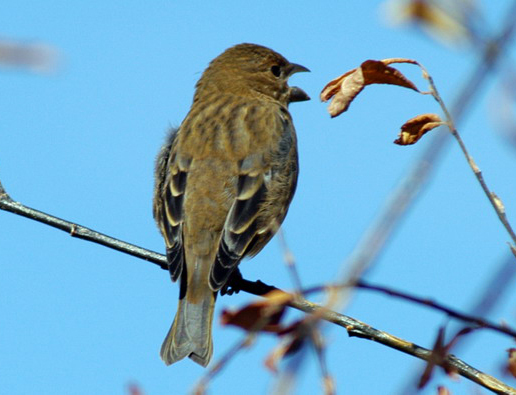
[153,43,309,367]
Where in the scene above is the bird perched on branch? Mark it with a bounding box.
[153,43,309,367]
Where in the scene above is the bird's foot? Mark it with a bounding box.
[220,269,243,296]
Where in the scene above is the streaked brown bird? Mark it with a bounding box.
[153,43,309,367]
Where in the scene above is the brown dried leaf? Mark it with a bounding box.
[394,113,443,145]
[362,59,419,91]
[220,290,292,333]
[320,69,356,103]
[320,68,364,117]
[321,58,420,117]
[507,348,516,378]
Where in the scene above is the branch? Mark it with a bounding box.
[0,181,167,270]
[1,185,514,393]
[279,288,514,395]
[355,280,516,338]
[419,62,516,250]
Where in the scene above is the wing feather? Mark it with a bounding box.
[153,128,190,282]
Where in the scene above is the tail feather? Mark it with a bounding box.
[160,283,216,367]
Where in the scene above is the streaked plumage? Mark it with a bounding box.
[153,43,309,366]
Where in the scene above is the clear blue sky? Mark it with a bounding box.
[2,1,516,394]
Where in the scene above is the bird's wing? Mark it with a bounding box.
[209,153,268,291]
[209,108,297,291]
[153,128,190,282]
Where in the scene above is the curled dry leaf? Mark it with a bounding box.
[507,348,516,378]
[220,290,293,333]
[394,113,443,145]
[320,58,420,117]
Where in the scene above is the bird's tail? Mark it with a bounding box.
[160,259,216,367]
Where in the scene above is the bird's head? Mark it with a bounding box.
[195,43,310,106]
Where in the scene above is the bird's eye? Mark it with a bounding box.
[270,65,281,77]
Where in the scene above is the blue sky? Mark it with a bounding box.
[1,1,516,394]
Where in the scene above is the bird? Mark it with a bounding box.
[153,43,309,367]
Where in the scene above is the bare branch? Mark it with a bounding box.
[0,184,167,270]
[286,292,514,394]
[356,280,516,338]
[419,61,516,249]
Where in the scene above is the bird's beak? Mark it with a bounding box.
[289,86,310,102]
[287,62,310,103]
[286,62,310,76]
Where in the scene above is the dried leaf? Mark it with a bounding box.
[320,69,356,103]
[394,113,443,145]
[220,290,293,333]
[361,59,419,90]
[320,67,365,117]
[321,58,420,117]
[507,348,516,378]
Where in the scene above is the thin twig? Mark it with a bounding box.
[286,293,515,394]
[276,227,336,392]
[398,252,516,394]
[355,280,516,338]
[421,64,516,249]
[262,279,516,339]
[276,228,304,294]
[310,328,335,395]
[0,187,167,270]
